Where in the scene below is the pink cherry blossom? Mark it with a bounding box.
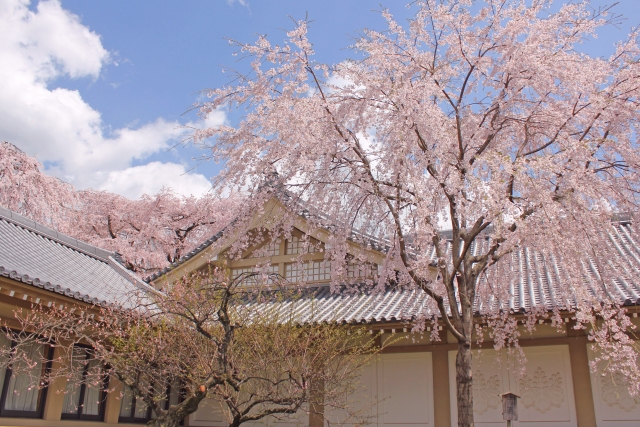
[195,2,640,426]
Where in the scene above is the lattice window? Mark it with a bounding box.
[250,240,280,258]
[231,267,253,284]
[347,262,378,279]
[232,265,279,285]
[286,236,302,255]
[286,236,318,255]
[285,261,331,283]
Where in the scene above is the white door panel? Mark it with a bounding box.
[378,353,434,427]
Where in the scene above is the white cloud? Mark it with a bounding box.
[226,0,247,7]
[99,162,212,199]
[0,0,223,198]
[201,108,227,129]
[1,0,108,81]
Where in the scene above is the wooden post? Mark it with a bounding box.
[567,338,597,427]
[42,346,66,421]
[103,376,123,424]
[309,376,325,427]
[432,332,451,427]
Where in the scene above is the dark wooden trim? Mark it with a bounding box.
[59,346,107,421]
[568,341,597,427]
[0,340,54,419]
[0,293,34,310]
[432,349,451,427]
[381,334,589,354]
[118,381,182,424]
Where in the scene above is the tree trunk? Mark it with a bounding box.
[310,376,325,427]
[148,413,183,427]
[147,392,206,427]
[456,340,474,427]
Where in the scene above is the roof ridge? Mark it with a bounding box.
[0,205,115,263]
[106,255,160,295]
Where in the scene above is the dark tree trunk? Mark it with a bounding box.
[455,340,474,427]
[148,415,182,427]
[147,392,206,427]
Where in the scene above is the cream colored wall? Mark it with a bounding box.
[448,346,578,427]
[187,397,308,427]
[324,357,377,427]
[324,352,435,427]
[0,278,138,427]
[375,324,608,427]
[587,342,640,427]
[189,398,225,427]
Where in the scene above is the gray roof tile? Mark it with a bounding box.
[242,223,640,324]
[0,206,150,306]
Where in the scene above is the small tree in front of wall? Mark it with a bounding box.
[3,268,378,427]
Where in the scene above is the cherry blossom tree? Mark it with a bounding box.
[5,269,377,427]
[0,141,239,274]
[77,189,239,274]
[195,1,640,425]
[0,141,78,231]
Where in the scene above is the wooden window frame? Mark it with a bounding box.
[0,335,54,419]
[232,265,280,286]
[285,260,331,283]
[60,345,108,422]
[118,382,182,424]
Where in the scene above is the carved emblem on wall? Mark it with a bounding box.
[519,367,564,413]
[601,371,640,412]
[473,371,501,415]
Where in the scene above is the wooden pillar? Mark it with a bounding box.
[568,338,596,427]
[42,346,66,421]
[104,376,123,424]
[432,348,451,427]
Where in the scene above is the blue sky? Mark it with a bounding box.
[1,0,638,199]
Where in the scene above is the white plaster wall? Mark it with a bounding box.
[324,361,377,427]
[190,397,225,427]
[377,353,435,427]
[587,343,640,427]
[325,352,435,427]
[448,346,577,427]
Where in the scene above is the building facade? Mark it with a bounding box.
[0,206,166,427]
[149,198,640,427]
[0,198,639,427]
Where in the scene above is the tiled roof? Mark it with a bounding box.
[428,222,640,312]
[143,189,640,319]
[0,206,151,306]
[243,222,640,324]
[245,285,434,324]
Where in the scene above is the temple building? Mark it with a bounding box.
[1,198,639,427]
